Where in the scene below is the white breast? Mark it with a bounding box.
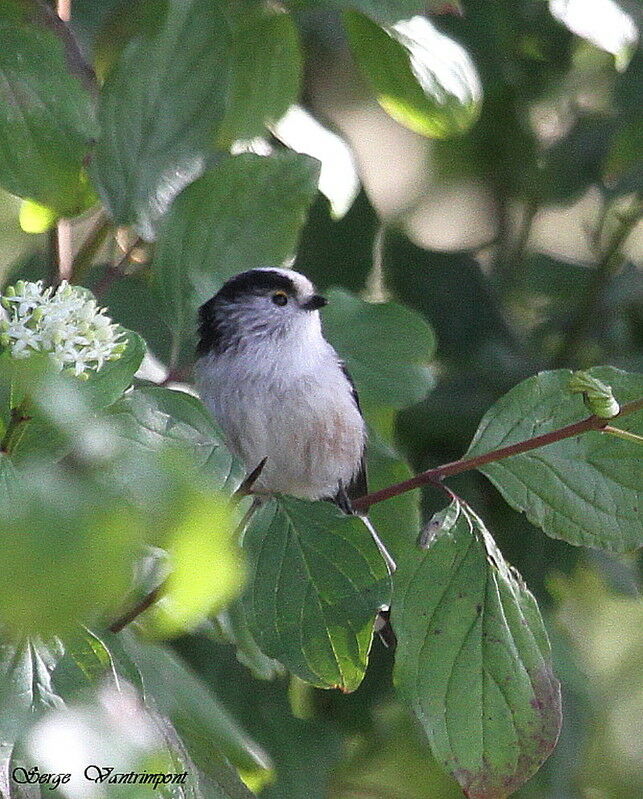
[195,325,365,501]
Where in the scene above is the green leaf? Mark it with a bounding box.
[0,2,97,214]
[467,368,643,552]
[82,327,146,409]
[393,503,561,799]
[147,487,245,637]
[152,152,320,358]
[4,354,121,462]
[343,11,481,139]
[173,632,342,799]
[539,115,617,204]
[91,0,232,234]
[293,190,378,292]
[0,637,64,734]
[293,1,426,25]
[217,9,302,146]
[366,431,421,562]
[51,628,118,699]
[0,636,64,796]
[0,458,143,635]
[383,232,519,364]
[108,385,244,492]
[123,635,273,785]
[0,453,17,503]
[321,288,435,411]
[217,600,285,681]
[242,497,391,691]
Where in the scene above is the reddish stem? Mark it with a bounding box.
[352,397,643,512]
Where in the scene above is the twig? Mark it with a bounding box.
[55,218,74,282]
[109,582,165,634]
[554,197,642,366]
[93,237,144,299]
[233,458,268,503]
[351,397,643,512]
[108,500,261,633]
[31,0,97,96]
[601,425,643,445]
[495,197,538,297]
[70,214,112,284]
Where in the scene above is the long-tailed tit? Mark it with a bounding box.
[195,267,395,573]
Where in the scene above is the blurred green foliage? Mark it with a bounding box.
[0,1,641,798]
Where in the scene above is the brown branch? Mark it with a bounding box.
[70,213,112,284]
[93,237,144,299]
[31,0,98,96]
[108,499,261,633]
[352,397,643,512]
[109,582,165,634]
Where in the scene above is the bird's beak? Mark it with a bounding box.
[301,294,328,311]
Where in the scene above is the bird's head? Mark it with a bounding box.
[197,268,327,355]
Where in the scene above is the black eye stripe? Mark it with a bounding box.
[272,292,288,306]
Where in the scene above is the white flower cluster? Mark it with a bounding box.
[0,280,125,377]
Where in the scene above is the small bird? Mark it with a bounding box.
[195,267,395,573]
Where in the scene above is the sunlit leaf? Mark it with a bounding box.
[344,12,481,139]
[467,368,643,551]
[18,200,57,234]
[272,106,360,219]
[549,0,638,68]
[149,488,245,637]
[0,460,143,635]
[393,503,561,798]
[242,497,391,691]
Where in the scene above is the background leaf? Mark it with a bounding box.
[294,190,378,293]
[0,637,64,797]
[122,635,273,785]
[321,288,436,412]
[467,367,643,551]
[242,497,391,692]
[0,1,97,214]
[91,0,232,235]
[108,385,244,493]
[295,1,426,25]
[0,459,143,635]
[217,9,302,147]
[82,327,145,409]
[393,503,561,798]
[152,152,320,360]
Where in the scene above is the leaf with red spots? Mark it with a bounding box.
[393,502,561,798]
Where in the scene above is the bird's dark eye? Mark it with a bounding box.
[272,291,288,307]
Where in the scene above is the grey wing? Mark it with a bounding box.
[338,362,368,503]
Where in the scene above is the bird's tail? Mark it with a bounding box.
[358,514,397,575]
